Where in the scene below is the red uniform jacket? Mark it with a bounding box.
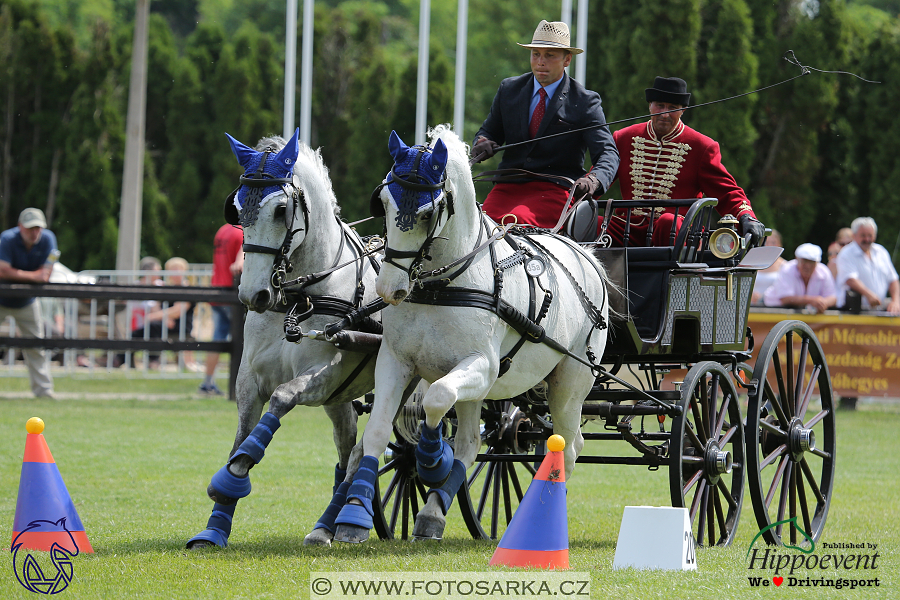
[608,121,755,245]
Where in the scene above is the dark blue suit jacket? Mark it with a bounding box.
[474,72,619,192]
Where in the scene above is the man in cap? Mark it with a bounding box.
[0,208,58,398]
[835,216,900,314]
[763,243,836,313]
[606,76,765,247]
[471,20,619,228]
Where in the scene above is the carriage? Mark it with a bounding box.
[364,195,835,549]
[189,126,834,552]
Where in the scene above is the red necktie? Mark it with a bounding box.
[529,87,547,139]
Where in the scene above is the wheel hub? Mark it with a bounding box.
[704,441,732,484]
[788,417,816,460]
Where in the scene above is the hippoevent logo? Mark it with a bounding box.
[11,518,79,594]
[746,517,880,590]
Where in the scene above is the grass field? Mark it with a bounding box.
[1,373,896,599]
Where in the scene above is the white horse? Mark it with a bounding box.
[187,129,381,548]
[329,124,610,543]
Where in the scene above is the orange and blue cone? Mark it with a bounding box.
[489,434,568,570]
[11,418,93,553]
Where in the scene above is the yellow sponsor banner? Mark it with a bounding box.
[748,310,900,397]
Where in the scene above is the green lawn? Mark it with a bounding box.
[0,375,896,599]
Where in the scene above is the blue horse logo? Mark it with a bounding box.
[11,518,80,594]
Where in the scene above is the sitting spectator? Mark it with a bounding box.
[763,243,836,313]
[165,257,200,371]
[826,227,853,279]
[835,217,900,314]
[751,229,787,304]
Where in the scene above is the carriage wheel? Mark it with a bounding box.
[372,433,429,540]
[746,320,835,546]
[670,361,745,547]
[457,400,539,540]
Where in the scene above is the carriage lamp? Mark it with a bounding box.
[708,214,741,260]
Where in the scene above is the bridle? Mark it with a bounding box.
[371,144,454,280]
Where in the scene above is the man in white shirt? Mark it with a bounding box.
[835,217,900,314]
[764,243,836,313]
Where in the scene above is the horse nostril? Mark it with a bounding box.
[254,290,271,309]
[392,290,407,303]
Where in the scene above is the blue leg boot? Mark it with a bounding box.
[415,421,454,487]
[186,502,236,548]
[208,413,281,503]
[412,459,467,540]
[333,455,379,543]
[333,463,347,493]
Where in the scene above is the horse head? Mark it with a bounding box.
[375,129,458,305]
[224,129,309,312]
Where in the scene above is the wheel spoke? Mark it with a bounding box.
[379,458,398,477]
[810,447,832,460]
[805,409,829,429]
[719,424,738,446]
[793,338,809,415]
[775,461,794,535]
[683,467,704,497]
[690,394,708,444]
[706,373,719,437]
[389,478,404,532]
[714,489,727,546]
[706,485,715,546]
[760,444,788,470]
[796,470,813,537]
[508,462,525,501]
[760,380,791,425]
[789,465,797,545]
[467,459,488,487]
[410,479,421,518]
[799,457,826,504]
[476,461,495,520]
[765,455,789,507]
[713,390,730,438]
[491,458,502,539]
[690,478,707,522]
[785,331,795,417]
[760,419,787,437]
[797,365,821,420]
[717,479,737,510]
[685,424,705,453]
[697,481,709,546]
[502,464,513,524]
[402,480,410,540]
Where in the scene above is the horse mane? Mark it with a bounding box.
[254,134,340,217]
[427,124,474,206]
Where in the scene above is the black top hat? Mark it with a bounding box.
[645,77,691,106]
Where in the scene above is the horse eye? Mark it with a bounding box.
[274,204,286,220]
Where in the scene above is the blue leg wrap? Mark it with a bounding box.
[229,412,281,465]
[432,459,467,515]
[314,481,351,534]
[334,455,379,529]
[210,464,252,499]
[416,421,454,486]
[334,463,347,494]
[186,503,236,548]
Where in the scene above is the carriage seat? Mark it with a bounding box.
[565,199,674,260]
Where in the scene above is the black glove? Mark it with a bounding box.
[472,137,499,163]
[739,214,765,247]
[573,172,601,201]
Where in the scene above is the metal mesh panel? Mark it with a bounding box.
[716,285,737,344]
[662,277,689,345]
[689,278,715,344]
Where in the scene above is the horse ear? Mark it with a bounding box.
[274,128,300,175]
[388,130,408,162]
[431,138,448,173]
[225,132,257,169]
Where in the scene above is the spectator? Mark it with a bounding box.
[826,227,853,279]
[0,208,57,398]
[165,257,199,371]
[835,217,900,314]
[763,243,836,313]
[471,19,618,228]
[118,256,166,368]
[751,229,787,304]
[200,223,243,396]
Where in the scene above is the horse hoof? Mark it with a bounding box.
[186,528,229,549]
[303,528,334,547]
[411,513,445,541]
[334,524,370,544]
[186,539,216,550]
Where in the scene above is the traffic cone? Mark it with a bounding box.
[10,418,93,553]
[489,434,568,570]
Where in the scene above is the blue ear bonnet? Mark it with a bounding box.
[385,131,448,231]
[225,129,300,226]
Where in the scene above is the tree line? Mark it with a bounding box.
[2,0,899,270]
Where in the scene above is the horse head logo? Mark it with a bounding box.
[384,131,448,232]
[224,128,300,227]
[11,518,80,594]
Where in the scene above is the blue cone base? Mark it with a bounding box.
[334,503,374,529]
[210,465,251,499]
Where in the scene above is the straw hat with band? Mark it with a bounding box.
[518,20,583,55]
